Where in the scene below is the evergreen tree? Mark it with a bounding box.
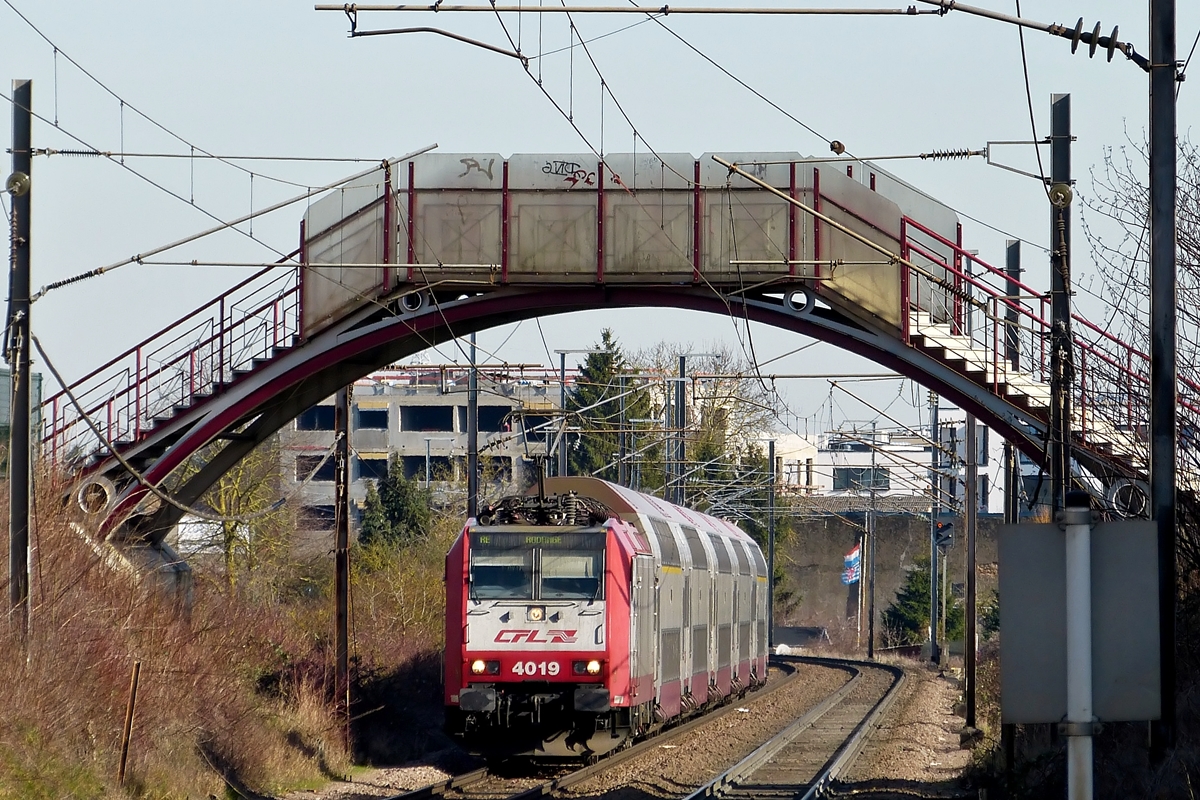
[360,454,433,546]
[566,330,650,481]
[359,482,391,545]
[881,554,964,645]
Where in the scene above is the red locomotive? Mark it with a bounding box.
[444,477,769,759]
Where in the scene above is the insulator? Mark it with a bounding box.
[921,149,975,161]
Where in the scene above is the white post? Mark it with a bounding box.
[1062,490,1093,800]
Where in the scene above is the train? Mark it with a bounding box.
[444,476,770,760]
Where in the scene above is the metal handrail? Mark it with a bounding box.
[42,263,301,461]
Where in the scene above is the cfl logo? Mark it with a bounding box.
[494,629,578,644]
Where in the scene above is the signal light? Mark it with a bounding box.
[935,521,954,548]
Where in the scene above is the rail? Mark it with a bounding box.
[683,656,905,799]
[390,659,805,800]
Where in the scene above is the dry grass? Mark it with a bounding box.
[0,474,458,798]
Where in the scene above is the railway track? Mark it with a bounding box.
[685,657,906,799]
[388,656,905,800]
[388,658,811,800]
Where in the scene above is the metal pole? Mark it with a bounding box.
[425,438,432,486]
[559,352,567,478]
[467,333,478,518]
[767,439,776,649]
[663,385,672,501]
[965,413,977,729]
[1149,0,1177,758]
[677,356,686,506]
[7,79,31,638]
[618,376,627,486]
[1006,239,1021,371]
[1062,490,1094,798]
[1002,417,1018,775]
[929,391,940,663]
[334,385,351,747]
[1049,93,1073,515]
[867,423,876,660]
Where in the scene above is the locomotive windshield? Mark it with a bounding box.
[468,528,606,601]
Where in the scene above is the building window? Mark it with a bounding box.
[355,407,389,430]
[479,406,512,432]
[357,456,389,481]
[400,405,454,432]
[296,454,337,482]
[296,405,335,431]
[832,466,890,491]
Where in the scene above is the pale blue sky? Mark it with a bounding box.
[3,1,1197,433]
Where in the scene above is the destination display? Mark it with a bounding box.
[471,530,606,550]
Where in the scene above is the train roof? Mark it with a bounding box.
[538,477,754,544]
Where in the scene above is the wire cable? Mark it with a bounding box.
[1,0,321,191]
[1013,0,1050,200]
[0,86,294,274]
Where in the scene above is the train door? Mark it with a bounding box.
[682,526,710,703]
[629,555,657,703]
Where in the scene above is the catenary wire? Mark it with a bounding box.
[1,0,325,191]
[0,87,295,272]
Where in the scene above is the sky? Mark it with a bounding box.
[3,0,1199,439]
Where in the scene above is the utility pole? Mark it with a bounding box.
[767,438,776,649]
[333,384,351,747]
[559,352,567,478]
[1149,0,1177,758]
[1048,93,1073,515]
[467,333,478,518]
[1004,238,1022,526]
[867,423,877,660]
[7,79,32,639]
[677,357,686,505]
[1001,239,1019,768]
[618,375,627,486]
[929,391,940,664]
[965,413,978,730]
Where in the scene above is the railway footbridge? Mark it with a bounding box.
[41,150,1176,575]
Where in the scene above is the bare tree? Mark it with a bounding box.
[1081,137,1200,579]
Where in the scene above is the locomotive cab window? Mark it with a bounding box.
[468,529,605,601]
[541,552,603,599]
[470,547,534,599]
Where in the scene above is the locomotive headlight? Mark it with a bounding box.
[527,606,545,622]
[586,660,602,675]
[471,659,487,675]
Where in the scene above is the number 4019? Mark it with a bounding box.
[512,660,560,676]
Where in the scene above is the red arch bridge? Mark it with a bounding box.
[41,150,1188,577]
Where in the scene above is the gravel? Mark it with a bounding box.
[838,660,976,799]
[563,663,852,799]
[279,660,977,800]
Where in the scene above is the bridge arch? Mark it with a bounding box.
[81,282,1074,544]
